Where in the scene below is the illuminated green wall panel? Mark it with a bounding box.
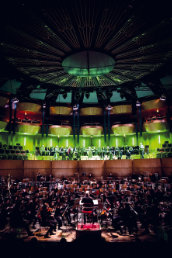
[0,121,8,132]
[92,136,105,147]
[110,135,125,147]
[125,134,137,146]
[148,132,170,151]
[170,132,172,143]
[0,132,9,145]
[141,132,170,151]
[59,136,74,147]
[34,135,58,148]
[79,136,91,148]
[13,134,34,151]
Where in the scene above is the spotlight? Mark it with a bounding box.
[73,104,79,111]
[160,94,166,101]
[136,100,141,107]
[11,97,19,104]
[106,104,112,111]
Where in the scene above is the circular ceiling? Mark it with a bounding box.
[62,51,115,77]
[0,0,171,104]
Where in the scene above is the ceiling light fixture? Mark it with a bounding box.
[106,104,112,111]
[136,100,141,107]
[11,97,19,104]
[73,104,79,111]
[160,94,166,101]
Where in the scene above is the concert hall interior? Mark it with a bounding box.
[0,0,172,256]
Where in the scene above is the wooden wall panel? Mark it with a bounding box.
[51,161,78,178]
[52,169,76,178]
[23,161,52,179]
[0,160,23,169]
[24,168,52,179]
[132,158,162,176]
[104,160,132,177]
[0,158,171,179]
[0,169,23,179]
[52,161,78,169]
[161,158,172,176]
[0,160,24,179]
[78,161,104,177]
[24,160,51,169]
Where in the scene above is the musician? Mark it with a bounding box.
[40,145,45,156]
[54,205,63,230]
[63,205,72,226]
[87,147,93,159]
[40,203,57,238]
[139,143,144,159]
[126,146,131,159]
[118,148,123,159]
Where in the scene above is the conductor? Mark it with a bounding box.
[81,193,94,224]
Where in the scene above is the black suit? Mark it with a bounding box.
[82,196,94,224]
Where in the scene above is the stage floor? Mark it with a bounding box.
[0,222,160,243]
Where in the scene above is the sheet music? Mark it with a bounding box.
[79,199,98,205]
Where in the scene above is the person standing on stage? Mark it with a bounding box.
[82,193,94,224]
[87,147,93,159]
[139,143,145,159]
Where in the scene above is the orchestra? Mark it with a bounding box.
[0,172,171,240]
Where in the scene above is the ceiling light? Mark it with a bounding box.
[11,97,19,103]
[136,100,141,107]
[160,94,166,101]
[106,104,112,111]
[73,104,79,111]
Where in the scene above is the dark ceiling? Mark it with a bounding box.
[0,0,172,106]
